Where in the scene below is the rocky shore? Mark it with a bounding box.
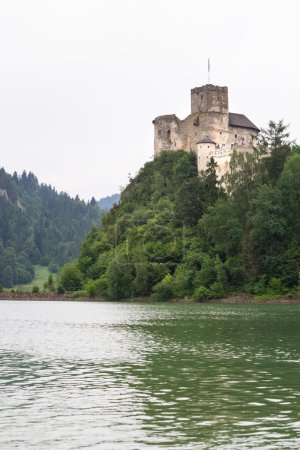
[1,291,300,303]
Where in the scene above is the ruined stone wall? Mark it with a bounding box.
[191,85,228,114]
[153,115,181,155]
[154,113,257,156]
[178,111,229,151]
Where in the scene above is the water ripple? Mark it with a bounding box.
[0,301,300,449]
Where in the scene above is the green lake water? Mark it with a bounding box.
[0,301,300,449]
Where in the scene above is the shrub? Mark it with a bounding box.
[106,256,134,299]
[57,285,65,294]
[0,283,3,292]
[209,282,225,298]
[268,277,285,294]
[243,278,267,295]
[152,274,174,301]
[32,285,39,293]
[59,262,83,292]
[86,276,108,297]
[193,285,211,302]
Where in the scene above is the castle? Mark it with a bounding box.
[153,84,259,177]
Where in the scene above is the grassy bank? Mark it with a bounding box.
[14,265,57,292]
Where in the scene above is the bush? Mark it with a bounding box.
[57,285,65,294]
[152,274,173,301]
[172,265,194,298]
[32,285,39,293]
[59,262,83,292]
[209,282,225,298]
[0,283,3,292]
[243,278,267,295]
[193,285,211,302]
[86,276,108,297]
[16,268,32,284]
[48,261,59,273]
[106,256,134,299]
[268,277,285,294]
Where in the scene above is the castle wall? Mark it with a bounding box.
[153,115,181,155]
[153,84,259,176]
[191,85,228,114]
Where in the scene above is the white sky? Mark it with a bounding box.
[0,0,299,200]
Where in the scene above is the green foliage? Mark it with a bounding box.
[172,264,194,297]
[44,274,55,292]
[0,283,3,292]
[200,199,242,257]
[193,286,211,302]
[268,277,285,295]
[60,126,300,299]
[0,168,101,287]
[106,256,134,299]
[59,262,83,292]
[133,249,150,296]
[32,285,39,293]
[86,276,108,297]
[152,274,174,301]
[16,265,54,292]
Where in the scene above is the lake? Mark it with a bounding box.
[0,301,300,449]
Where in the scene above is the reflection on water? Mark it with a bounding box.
[0,301,300,449]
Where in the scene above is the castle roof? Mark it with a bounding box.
[229,113,259,132]
[197,136,216,145]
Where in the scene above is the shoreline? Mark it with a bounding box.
[1,291,300,304]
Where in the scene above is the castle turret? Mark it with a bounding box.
[152,114,180,155]
[191,84,228,114]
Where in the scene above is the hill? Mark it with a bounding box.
[98,193,120,211]
[59,122,300,300]
[0,169,102,288]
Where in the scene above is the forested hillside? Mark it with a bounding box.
[60,121,300,300]
[98,193,120,211]
[0,169,101,287]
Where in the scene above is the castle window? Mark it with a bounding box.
[167,129,171,143]
[158,129,161,137]
[235,134,237,138]
[201,95,203,100]
[220,131,222,135]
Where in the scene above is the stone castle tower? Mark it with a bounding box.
[153,84,259,177]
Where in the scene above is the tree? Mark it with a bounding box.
[199,157,223,208]
[1,265,14,288]
[59,262,83,291]
[106,256,134,299]
[258,120,294,184]
[133,249,150,296]
[175,178,202,226]
[199,199,242,258]
[250,185,286,277]
[258,120,293,151]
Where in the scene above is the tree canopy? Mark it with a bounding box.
[0,169,102,287]
[59,121,300,299]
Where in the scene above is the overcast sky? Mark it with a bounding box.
[0,0,299,200]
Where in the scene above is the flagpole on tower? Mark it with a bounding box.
[208,58,210,84]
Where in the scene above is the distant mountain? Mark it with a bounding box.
[0,168,102,288]
[98,193,120,211]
